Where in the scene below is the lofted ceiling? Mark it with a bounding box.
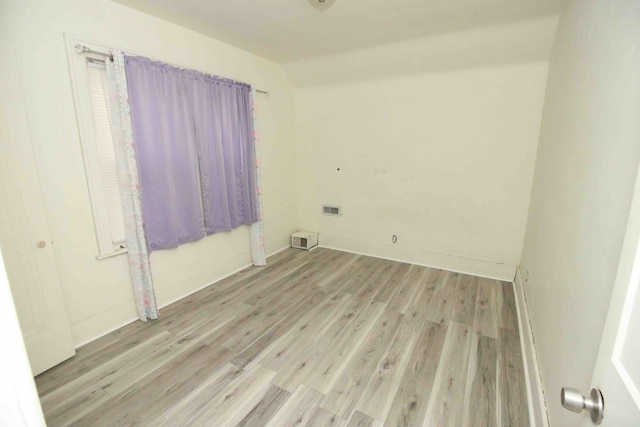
[111,0,568,63]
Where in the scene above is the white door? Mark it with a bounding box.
[0,250,46,426]
[0,40,76,375]
[581,161,640,425]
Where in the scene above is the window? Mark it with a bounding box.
[86,60,126,250]
[68,39,260,257]
[68,42,126,259]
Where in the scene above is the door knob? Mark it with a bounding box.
[36,241,46,248]
[561,387,604,424]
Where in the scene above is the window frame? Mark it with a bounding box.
[66,37,127,259]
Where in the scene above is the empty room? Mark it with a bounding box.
[1,0,639,426]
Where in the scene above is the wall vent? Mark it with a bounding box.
[322,205,341,216]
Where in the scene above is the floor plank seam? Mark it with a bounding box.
[100,386,114,398]
[34,248,530,427]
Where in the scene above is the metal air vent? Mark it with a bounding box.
[322,205,341,216]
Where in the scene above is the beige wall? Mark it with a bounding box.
[283,16,558,87]
[520,1,640,425]
[295,63,548,279]
[0,0,297,345]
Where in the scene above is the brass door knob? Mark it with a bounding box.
[36,241,46,248]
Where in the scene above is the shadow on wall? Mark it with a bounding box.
[282,16,559,87]
[112,0,564,65]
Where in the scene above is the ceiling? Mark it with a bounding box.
[111,0,568,63]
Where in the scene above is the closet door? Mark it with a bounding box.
[0,40,75,375]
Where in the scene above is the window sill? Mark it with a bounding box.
[96,247,128,260]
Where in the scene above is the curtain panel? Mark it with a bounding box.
[124,58,206,251]
[192,75,259,234]
[249,89,266,266]
[105,51,158,321]
[124,56,262,255]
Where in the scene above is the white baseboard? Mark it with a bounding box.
[513,268,549,427]
[319,234,516,281]
[71,242,291,349]
[71,301,138,348]
[155,242,290,311]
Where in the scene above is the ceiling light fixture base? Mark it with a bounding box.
[307,0,336,10]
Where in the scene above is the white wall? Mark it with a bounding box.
[295,62,548,280]
[0,0,297,345]
[283,16,558,87]
[519,1,640,425]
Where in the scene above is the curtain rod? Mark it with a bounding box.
[74,44,270,96]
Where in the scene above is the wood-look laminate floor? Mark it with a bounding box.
[36,248,529,427]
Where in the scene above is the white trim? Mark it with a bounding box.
[155,246,290,311]
[95,247,128,260]
[513,268,549,427]
[64,35,125,259]
[610,221,640,409]
[318,234,516,281]
[71,301,138,348]
[72,244,291,349]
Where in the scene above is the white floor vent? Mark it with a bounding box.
[291,231,318,251]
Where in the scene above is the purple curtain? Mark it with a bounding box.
[192,77,258,234]
[125,57,205,251]
[124,56,258,251]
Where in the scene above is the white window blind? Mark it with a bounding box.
[86,60,126,248]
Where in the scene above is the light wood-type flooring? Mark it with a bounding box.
[36,248,529,426]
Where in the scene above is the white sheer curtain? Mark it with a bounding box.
[105,51,158,321]
[250,88,266,266]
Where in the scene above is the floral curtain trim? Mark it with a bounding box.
[250,88,266,266]
[105,50,159,321]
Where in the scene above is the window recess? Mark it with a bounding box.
[69,47,127,259]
